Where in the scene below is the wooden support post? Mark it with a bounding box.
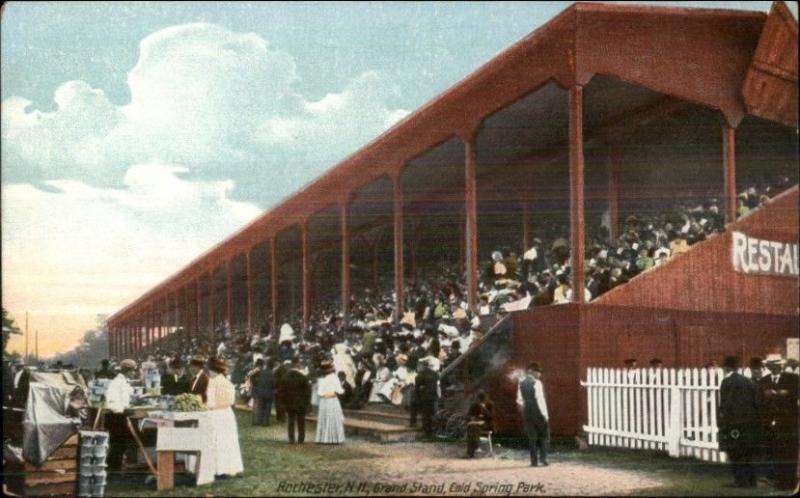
[173,292,180,345]
[393,175,404,324]
[723,123,737,223]
[148,307,154,351]
[182,287,190,345]
[607,147,621,243]
[208,273,215,337]
[195,279,202,337]
[157,451,175,491]
[522,200,531,254]
[341,202,351,325]
[464,134,479,311]
[226,260,232,331]
[271,240,278,327]
[135,320,141,354]
[301,222,310,333]
[246,250,254,335]
[569,85,586,303]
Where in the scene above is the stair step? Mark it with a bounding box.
[307,414,421,442]
[236,403,421,442]
[343,408,409,424]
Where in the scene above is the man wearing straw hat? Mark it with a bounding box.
[758,354,798,491]
[105,359,138,472]
[517,362,549,467]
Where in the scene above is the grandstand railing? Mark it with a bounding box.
[435,314,514,438]
[580,366,739,464]
[440,313,513,383]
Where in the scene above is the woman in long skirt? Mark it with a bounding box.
[205,356,244,476]
[315,360,345,444]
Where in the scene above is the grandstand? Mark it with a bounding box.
[107,2,798,435]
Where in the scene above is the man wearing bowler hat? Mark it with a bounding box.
[188,354,209,403]
[718,355,758,488]
[517,362,549,467]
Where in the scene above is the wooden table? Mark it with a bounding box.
[131,411,215,491]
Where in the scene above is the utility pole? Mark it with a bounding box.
[35,329,39,363]
[25,312,29,363]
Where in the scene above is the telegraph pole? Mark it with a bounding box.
[35,329,39,363]
[25,312,29,363]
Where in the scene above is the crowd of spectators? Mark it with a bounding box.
[91,178,793,417]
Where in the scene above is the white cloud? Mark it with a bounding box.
[2,23,408,192]
[257,70,410,166]
[1,162,261,316]
[1,22,409,346]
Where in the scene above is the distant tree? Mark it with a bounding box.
[2,307,22,359]
[51,327,109,369]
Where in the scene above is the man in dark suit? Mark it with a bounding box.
[718,355,759,488]
[517,362,549,467]
[337,371,354,408]
[161,357,190,396]
[95,360,116,380]
[758,355,799,491]
[250,358,275,426]
[188,355,209,403]
[414,358,439,439]
[273,360,289,422]
[281,357,311,444]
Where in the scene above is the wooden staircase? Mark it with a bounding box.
[309,403,421,442]
[236,402,421,442]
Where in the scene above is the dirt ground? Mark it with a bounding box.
[323,439,665,496]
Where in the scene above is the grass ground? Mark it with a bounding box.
[104,410,793,497]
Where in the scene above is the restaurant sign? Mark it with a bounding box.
[731,231,799,277]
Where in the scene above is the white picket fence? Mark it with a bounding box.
[581,367,732,463]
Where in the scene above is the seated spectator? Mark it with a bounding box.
[466,392,494,458]
[635,248,655,273]
[336,371,354,408]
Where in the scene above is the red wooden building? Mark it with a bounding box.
[107,2,798,435]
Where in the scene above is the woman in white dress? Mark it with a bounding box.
[368,353,392,403]
[205,356,244,476]
[315,360,345,444]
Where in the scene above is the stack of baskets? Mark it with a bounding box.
[87,379,110,405]
[78,431,109,497]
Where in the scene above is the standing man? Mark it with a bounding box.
[758,354,799,491]
[105,359,138,472]
[250,358,275,426]
[161,357,189,396]
[95,360,115,380]
[516,362,549,467]
[141,355,159,390]
[281,357,311,444]
[273,359,290,423]
[718,355,758,488]
[414,358,439,439]
[188,355,209,403]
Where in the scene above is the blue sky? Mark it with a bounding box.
[0,1,788,354]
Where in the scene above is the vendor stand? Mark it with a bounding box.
[3,370,88,497]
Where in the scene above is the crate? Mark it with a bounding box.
[23,434,78,497]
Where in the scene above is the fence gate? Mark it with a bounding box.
[580,367,728,463]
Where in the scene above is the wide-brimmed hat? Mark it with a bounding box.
[169,357,185,369]
[764,353,785,365]
[722,355,740,369]
[207,356,228,374]
[527,362,542,373]
[190,354,207,366]
[319,360,335,375]
[120,359,137,372]
[396,354,408,366]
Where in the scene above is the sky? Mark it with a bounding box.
[1,1,790,357]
